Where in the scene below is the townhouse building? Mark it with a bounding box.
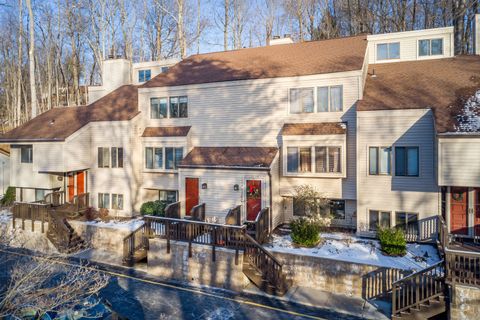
[1,15,480,240]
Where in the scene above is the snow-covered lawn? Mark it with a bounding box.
[0,209,12,224]
[266,232,440,271]
[80,218,144,231]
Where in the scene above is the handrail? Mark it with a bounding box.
[44,191,65,207]
[165,202,181,218]
[392,260,444,285]
[225,205,242,226]
[244,233,282,266]
[145,215,246,229]
[123,222,148,266]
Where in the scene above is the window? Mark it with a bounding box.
[377,42,400,60]
[165,147,183,170]
[35,189,46,202]
[145,147,163,169]
[419,39,443,56]
[161,66,169,73]
[395,147,419,177]
[369,210,391,231]
[330,200,345,219]
[286,147,311,173]
[369,147,391,175]
[111,147,123,168]
[169,96,188,118]
[20,145,33,163]
[159,190,177,203]
[289,88,314,114]
[151,98,168,119]
[315,146,341,173]
[317,86,343,112]
[396,212,418,235]
[98,147,110,168]
[98,193,110,209]
[138,69,151,82]
[112,194,124,210]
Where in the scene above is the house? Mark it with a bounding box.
[1,15,479,241]
[0,144,9,195]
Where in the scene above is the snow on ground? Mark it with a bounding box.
[266,232,440,271]
[80,218,145,231]
[455,89,480,133]
[0,209,12,224]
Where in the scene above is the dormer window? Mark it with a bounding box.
[419,39,443,56]
[161,66,169,73]
[20,145,33,163]
[138,69,151,82]
[377,42,400,60]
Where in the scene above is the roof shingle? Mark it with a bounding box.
[142,126,191,137]
[358,56,480,133]
[142,35,367,88]
[282,122,347,135]
[179,147,278,169]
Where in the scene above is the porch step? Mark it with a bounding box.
[242,262,291,296]
[392,295,446,319]
[122,247,148,267]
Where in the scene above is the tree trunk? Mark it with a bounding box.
[452,0,467,54]
[16,0,23,126]
[26,0,37,119]
[224,0,229,50]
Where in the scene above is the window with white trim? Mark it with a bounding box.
[150,96,188,119]
[287,146,342,174]
[145,147,183,170]
[289,88,314,114]
[395,212,419,235]
[369,147,391,175]
[112,194,124,210]
[289,85,344,114]
[395,147,419,177]
[98,147,123,168]
[138,69,151,82]
[369,210,391,231]
[159,190,177,203]
[151,98,168,119]
[98,193,110,209]
[20,145,33,163]
[419,38,443,56]
[317,86,343,112]
[377,42,400,60]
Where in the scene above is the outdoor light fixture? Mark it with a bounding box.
[233,184,239,191]
[201,183,207,189]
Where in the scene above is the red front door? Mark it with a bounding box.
[185,178,199,216]
[451,187,468,235]
[246,180,262,221]
[67,173,75,202]
[77,171,85,195]
[475,188,480,236]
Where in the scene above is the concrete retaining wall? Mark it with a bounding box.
[68,221,131,254]
[148,239,250,292]
[451,284,480,320]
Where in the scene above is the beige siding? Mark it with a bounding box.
[0,153,9,194]
[356,109,439,235]
[269,154,283,229]
[438,137,480,187]
[10,146,57,191]
[64,126,91,172]
[367,27,454,64]
[33,142,64,172]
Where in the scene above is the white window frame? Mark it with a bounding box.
[138,69,151,82]
[143,145,184,173]
[368,146,392,176]
[418,38,444,57]
[288,85,344,115]
[112,193,124,210]
[368,209,392,231]
[150,95,188,119]
[376,42,401,61]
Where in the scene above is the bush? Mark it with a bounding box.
[290,217,321,247]
[0,187,16,207]
[378,227,407,256]
[140,200,167,216]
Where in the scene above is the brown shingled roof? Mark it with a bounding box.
[179,147,278,169]
[358,56,480,133]
[142,126,191,137]
[142,35,367,88]
[0,85,139,142]
[282,122,347,135]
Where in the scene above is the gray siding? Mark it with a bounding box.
[438,137,480,187]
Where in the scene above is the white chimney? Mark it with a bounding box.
[474,14,480,55]
[87,58,132,103]
[269,35,294,46]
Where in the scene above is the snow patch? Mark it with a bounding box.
[455,90,480,133]
[266,232,440,271]
[80,218,144,231]
[0,209,12,224]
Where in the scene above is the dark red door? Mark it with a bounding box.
[451,187,468,235]
[76,171,85,195]
[185,178,199,216]
[67,173,75,202]
[475,188,480,236]
[246,180,262,221]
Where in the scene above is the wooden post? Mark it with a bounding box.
[188,224,192,258]
[166,221,170,254]
[211,227,216,262]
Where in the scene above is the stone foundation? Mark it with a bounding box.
[450,284,480,320]
[148,239,250,292]
[68,221,131,254]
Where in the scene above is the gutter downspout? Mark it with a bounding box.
[268,170,273,233]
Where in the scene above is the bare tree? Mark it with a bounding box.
[25,0,37,118]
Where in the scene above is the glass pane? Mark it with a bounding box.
[103,148,110,168]
[159,98,168,118]
[396,212,406,230]
[377,44,388,60]
[35,189,45,202]
[369,210,379,230]
[369,147,378,175]
[98,148,103,168]
[419,40,430,56]
[112,194,117,208]
[317,87,329,112]
[289,89,301,114]
[179,96,188,118]
[315,147,327,173]
[381,211,391,228]
[299,148,311,172]
[407,147,419,176]
[330,86,343,112]
[165,147,174,169]
[150,98,159,118]
[170,97,179,118]
[407,213,419,235]
[145,69,151,81]
[328,147,341,173]
[331,200,345,219]
[118,148,123,168]
[138,70,144,82]
[145,147,153,169]
[301,88,314,113]
[389,43,400,59]
[21,146,32,163]
[174,148,183,169]
[379,147,391,174]
[98,193,103,208]
[118,195,124,210]
[395,147,406,176]
[104,194,110,209]
[431,39,443,55]
[287,147,298,173]
[154,148,163,169]
[111,148,117,168]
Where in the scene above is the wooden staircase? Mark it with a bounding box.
[122,223,149,267]
[392,260,447,319]
[243,233,292,296]
[46,214,87,254]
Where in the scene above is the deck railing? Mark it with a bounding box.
[403,215,439,243]
[44,191,65,207]
[11,202,51,233]
[123,222,149,266]
[225,205,242,226]
[165,202,181,219]
[391,260,445,318]
[445,248,480,288]
[186,203,206,222]
[246,207,270,244]
[72,193,89,212]
[363,267,410,300]
[144,215,246,263]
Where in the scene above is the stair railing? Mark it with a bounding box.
[243,233,288,290]
[245,207,270,244]
[391,260,445,318]
[46,214,73,253]
[444,247,480,288]
[123,223,149,266]
[43,191,65,207]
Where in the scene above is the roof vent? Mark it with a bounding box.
[49,119,55,125]
[371,69,377,78]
